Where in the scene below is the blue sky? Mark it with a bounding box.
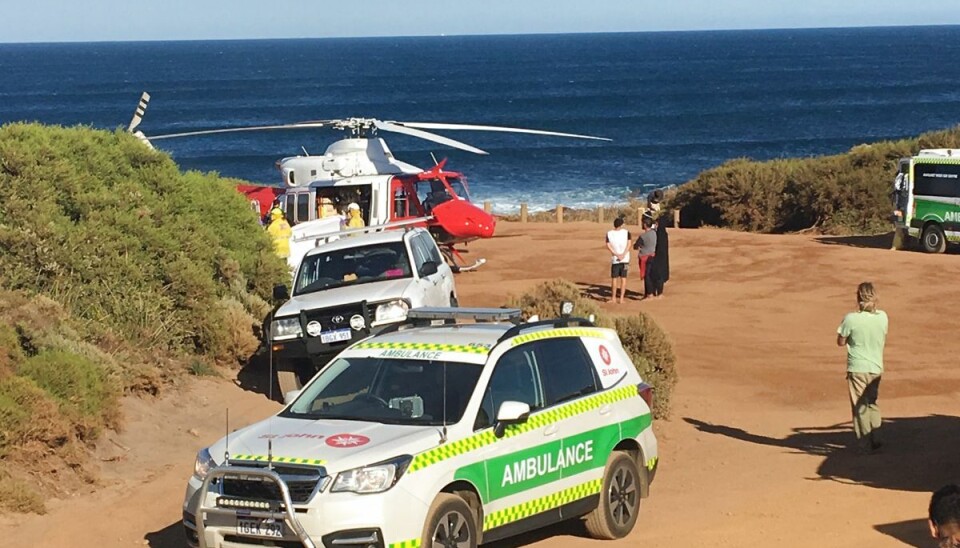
[4,0,960,43]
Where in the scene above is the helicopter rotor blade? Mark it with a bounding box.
[394,122,612,141]
[128,91,151,133]
[148,121,336,141]
[374,120,488,155]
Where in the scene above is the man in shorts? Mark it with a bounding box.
[605,217,632,304]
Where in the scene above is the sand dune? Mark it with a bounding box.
[3,222,959,547]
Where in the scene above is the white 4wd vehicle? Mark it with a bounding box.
[270,228,457,394]
[184,308,659,548]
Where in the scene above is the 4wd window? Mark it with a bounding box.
[475,347,544,430]
[295,241,412,295]
[421,233,444,265]
[535,338,599,407]
[409,234,430,274]
[285,357,482,426]
[914,163,960,198]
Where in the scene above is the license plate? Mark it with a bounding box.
[320,328,351,344]
[237,518,284,538]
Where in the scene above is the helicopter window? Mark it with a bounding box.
[417,179,453,213]
[295,242,412,295]
[448,178,470,200]
[283,195,296,224]
[296,193,311,224]
[394,189,410,218]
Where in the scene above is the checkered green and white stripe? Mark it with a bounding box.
[510,327,610,346]
[229,454,327,466]
[388,539,421,548]
[483,478,603,530]
[352,341,489,354]
[407,385,636,474]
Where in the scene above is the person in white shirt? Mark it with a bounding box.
[605,217,632,304]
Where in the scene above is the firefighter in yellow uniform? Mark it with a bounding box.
[345,202,365,230]
[266,208,292,259]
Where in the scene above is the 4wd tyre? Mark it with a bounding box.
[449,294,459,307]
[922,223,947,254]
[585,452,643,540]
[422,494,478,548]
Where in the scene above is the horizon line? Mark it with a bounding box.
[1,22,958,46]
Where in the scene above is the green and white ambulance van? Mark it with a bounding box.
[892,149,960,253]
[183,308,658,548]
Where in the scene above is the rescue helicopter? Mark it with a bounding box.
[127,92,610,271]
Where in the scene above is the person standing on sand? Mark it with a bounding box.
[605,217,632,303]
[650,212,670,296]
[633,215,657,298]
[836,282,888,453]
[929,484,960,547]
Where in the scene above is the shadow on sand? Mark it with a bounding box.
[684,415,960,493]
[145,521,183,547]
[814,232,894,249]
[577,281,645,302]
[874,519,931,548]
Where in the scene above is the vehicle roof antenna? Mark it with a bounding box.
[224,407,230,463]
[430,152,439,166]
[440,361,448,444]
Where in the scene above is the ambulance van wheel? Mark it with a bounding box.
[584,452,642,540]
[921,224,947,254]
[422,493,478,548]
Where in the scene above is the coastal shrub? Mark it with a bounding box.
[669,125,960,234]
[506,280,677,418]
[613,314,678,419]
[0,472,46,514]
[17,351,120,439]
[0,375,70,453]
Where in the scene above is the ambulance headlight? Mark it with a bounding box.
[193,448,216,481]
[374,300,409,323]
[270,317,302,341]
[331,455,412,494]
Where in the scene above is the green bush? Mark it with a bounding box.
[0,375,70,453]
[669,125,960,234]
[506,280,677,418]
[17,350,119,439]
[613,314,678,419]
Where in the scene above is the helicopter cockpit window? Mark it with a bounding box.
[448,177,470,201]
[417,179,454,213]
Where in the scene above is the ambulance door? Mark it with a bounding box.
[466,343,562,538]
[531,337,610,519]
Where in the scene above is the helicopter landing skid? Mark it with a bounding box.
[443,246,486,273]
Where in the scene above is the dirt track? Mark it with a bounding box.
[4,222,960,547]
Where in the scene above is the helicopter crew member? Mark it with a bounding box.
[345,202,365,230]
[266,208,292,259]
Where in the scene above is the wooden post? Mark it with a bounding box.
[598,206,604,224]
[483,201,492,213]
[673,208,680,228]
[520,203,528,223]
[557,205,564,224]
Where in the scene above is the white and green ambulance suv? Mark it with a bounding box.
[892,148,960,253]
[183,308,658,548]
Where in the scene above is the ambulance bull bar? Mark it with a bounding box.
[195,466,317,548]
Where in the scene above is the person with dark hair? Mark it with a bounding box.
[651,212,670,295]
[605,217,632,304]
[633,214,658,298]
[929,484,960,546]
[836,282,888,453]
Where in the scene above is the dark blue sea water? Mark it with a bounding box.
[2,27,960,212]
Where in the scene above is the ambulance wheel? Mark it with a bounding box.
[921,224,947,254]
[585,452,641,540]
[422,493,477,548]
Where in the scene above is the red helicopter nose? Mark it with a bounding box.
[431,199,496,240]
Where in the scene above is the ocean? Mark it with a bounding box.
[2,26,960,212]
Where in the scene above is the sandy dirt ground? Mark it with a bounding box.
[3,221,960,547]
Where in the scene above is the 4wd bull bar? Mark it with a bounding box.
[194,466,317,548]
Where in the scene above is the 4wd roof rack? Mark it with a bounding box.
[496,317,596,343]
[378,307,523,335]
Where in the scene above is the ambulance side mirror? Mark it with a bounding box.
[494,401,530,438]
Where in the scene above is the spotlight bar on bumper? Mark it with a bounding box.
[195,466,316,548]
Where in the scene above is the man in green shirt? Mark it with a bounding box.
[837,282,888,454]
